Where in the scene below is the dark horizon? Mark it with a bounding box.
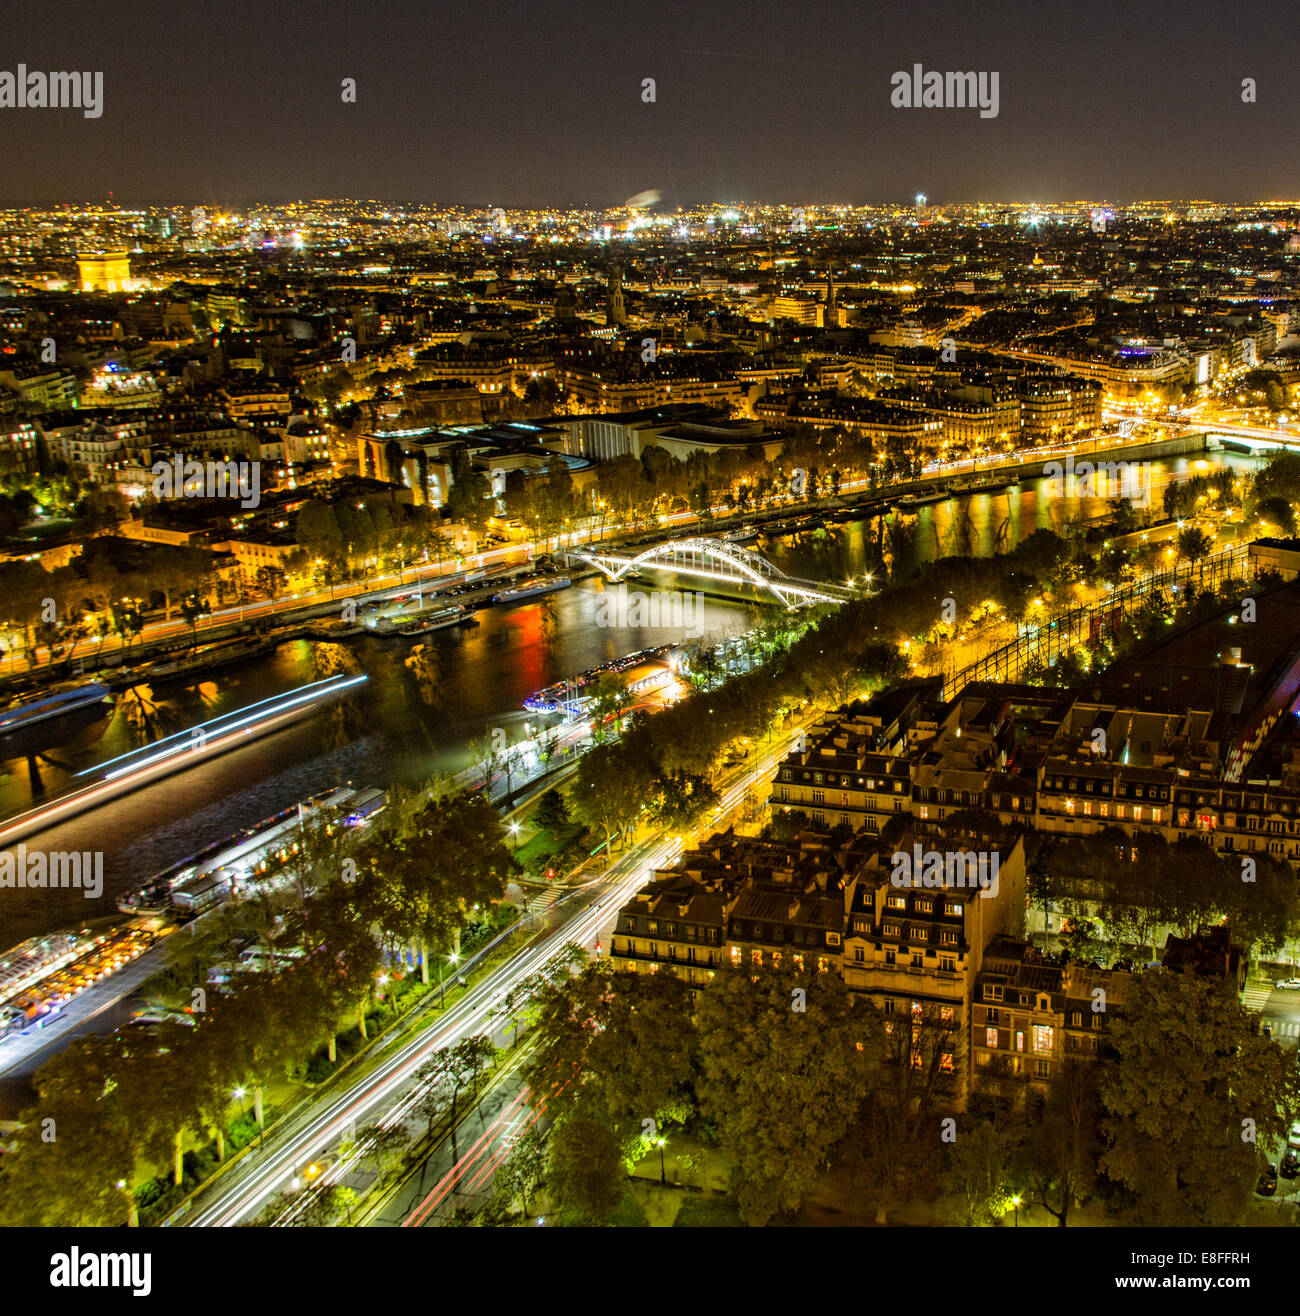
[0,194,1295,210]
[0,0,1295,207]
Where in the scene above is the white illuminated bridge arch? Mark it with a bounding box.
[573,536,856,608]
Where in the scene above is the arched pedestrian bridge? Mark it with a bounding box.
[570,536,859,608]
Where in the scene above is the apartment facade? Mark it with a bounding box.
[786,677,1300,867]
[970,935,1133,1101]
[611,824,1024,1098]
[770,716,911,833]
[841,828,1026,1085]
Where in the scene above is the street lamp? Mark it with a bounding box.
[509,821,520,851]
[1012,1194,1021,1228]
[656,1136,667,1185]
[441,952,460,1008]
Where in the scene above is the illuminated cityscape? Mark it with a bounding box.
[0,0,1298,1283]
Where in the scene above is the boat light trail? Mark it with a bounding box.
[0,675,367,846]
[79,676,367,779]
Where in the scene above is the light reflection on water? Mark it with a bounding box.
[0,450,1260,945]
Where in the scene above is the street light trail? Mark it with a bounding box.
[281,751,774,1224]
[398,1073,570,1228]
[184,732,793,1226]
[399,1088,534,1227]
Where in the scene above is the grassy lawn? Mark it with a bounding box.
[672,1195,743,1227]
[514,820,588,874]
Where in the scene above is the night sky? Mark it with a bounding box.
[0,0,1295,206]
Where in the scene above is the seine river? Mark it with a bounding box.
[0,450,1262,947]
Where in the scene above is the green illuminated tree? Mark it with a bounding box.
[1099,970,1299,1225]
[525,961,697,1141]
[546,1112,625,1224]
[696,966,867,1226]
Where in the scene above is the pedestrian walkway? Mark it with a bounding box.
[1243,981,1273,1011]
[523,881,566,916]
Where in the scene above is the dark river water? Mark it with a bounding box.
[0,450,1262,947]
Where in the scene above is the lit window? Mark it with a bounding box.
[1033,1025,1054,1054]
[985,1026,998,1048]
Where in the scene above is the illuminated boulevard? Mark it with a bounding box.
[179,740,788,1227]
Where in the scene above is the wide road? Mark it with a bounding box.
[1248,975,1300,1048]
[181,734,793,1227]
[367,1050,536,1228]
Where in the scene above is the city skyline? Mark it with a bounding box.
[5,195,1298,207]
